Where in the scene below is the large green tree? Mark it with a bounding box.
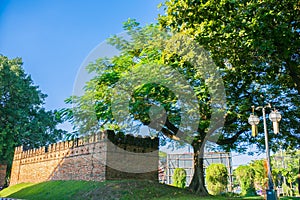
[159,0,300,145]
[157,0,300,194]
[0,55,64,172]
[65,17,299,195]
[158,0,300,149]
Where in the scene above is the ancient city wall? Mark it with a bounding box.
[106,132,159,181]
[10,130,159,185]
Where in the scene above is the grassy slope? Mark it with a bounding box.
[0,180,295,200]
[0,180,212,200]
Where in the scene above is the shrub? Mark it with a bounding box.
[172,168,186,188]
[250,159,268,190]
[205,163,228,195]
[234,165,256,196]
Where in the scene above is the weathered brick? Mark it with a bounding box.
[10,131,158,185]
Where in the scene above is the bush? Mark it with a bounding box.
[172,168,186,188]
[205,163,228,195]
[234,165,256,196]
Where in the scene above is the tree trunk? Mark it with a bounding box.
[188,143,210,196]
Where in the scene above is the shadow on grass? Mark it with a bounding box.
[0,180,200,200]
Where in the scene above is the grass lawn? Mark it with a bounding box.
[0,180,297,200]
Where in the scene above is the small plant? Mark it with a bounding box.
[205,163,228,195]
[172,168,186,188]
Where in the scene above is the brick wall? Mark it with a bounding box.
[0,164,7,187]
[106,132,159,180]
[10,131,159,185]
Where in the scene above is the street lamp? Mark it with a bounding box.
[269,109,282,134]
[248,104,281,200]
[248,108,260,137]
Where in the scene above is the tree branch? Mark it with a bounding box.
[286,59,300,94]
[216,129,245,145]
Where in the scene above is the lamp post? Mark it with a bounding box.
[248,105,281,200]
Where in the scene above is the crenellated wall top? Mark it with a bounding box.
[13,130,159,159]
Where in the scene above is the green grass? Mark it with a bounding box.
[0,182,36,197]
[0,180,208,200]
[280,197,300,200]
[0,180,296,200]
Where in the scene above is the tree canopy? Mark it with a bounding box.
[159,0,300,92]
[0,55,64,167]
[159,0,300,150]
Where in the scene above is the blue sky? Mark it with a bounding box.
[0,0,162,111]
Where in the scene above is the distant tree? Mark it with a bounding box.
[272,150,300,196]
[205,163,228,195]
[172,168,186,188]
[0,55,64,174]
[250,159,268,191]
[234,165,256,196]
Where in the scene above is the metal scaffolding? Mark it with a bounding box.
[164,152,233,191]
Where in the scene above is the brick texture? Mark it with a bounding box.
[10,131,159,185]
